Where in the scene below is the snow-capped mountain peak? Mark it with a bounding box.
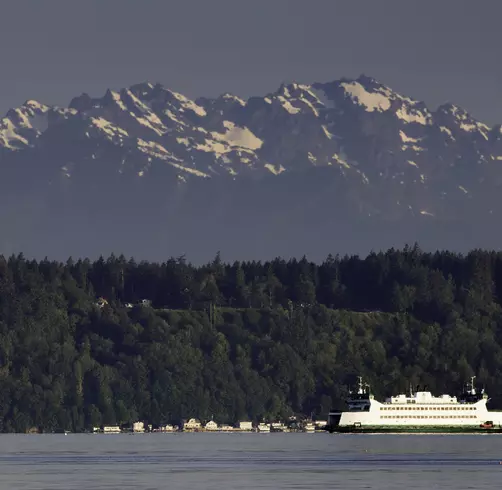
[0,100,51,150]
[1,75,502,260]
[1,75,501,217]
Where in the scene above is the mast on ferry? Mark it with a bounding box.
[470,376,476,395]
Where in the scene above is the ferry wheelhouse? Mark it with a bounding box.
[328,377,502,433]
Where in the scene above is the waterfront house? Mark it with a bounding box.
[238,421,253,431]
[270,422,288,432]
[103,426,121,433]
[204,420,219,431]
[183,418,202,431]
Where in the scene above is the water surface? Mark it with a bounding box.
[0,433,501,489]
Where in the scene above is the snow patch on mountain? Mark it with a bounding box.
[0,119,29,149]
[211,121,263,150]
[137,138,173,159]
[459,121,490,140]
[171,91,207,117]
[277,96,301,115]
[91,117,129,142]
[399,130,420,143]
[332,153,350,169]
[170,161,210,178]
[439,104,491,140]
[0,100,51,150]
[220,94,246,106]
[340,81,391,112]
[110,91,127,111]
[396,105,431,125]
[176,137,191,146]
[440,126,454,139]
[195,139,227,156]
[402,144,425,153]
[322,125,335,139]
[264,163,286,175]
[165,109,186,127]
[298,96,320,117]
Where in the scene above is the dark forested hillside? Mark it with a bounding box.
[1,245,502,432]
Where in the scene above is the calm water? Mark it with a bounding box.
[0,433,501,489]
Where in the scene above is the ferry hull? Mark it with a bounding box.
[327,425,502,434]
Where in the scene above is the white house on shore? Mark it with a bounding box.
[156,424,177,432]
[133,421,145,433]
[204,420,219,431]
[183,418,202,431]
[103,426,121,433]
[239,421,253,431]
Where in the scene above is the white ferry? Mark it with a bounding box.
[327,376,502,433]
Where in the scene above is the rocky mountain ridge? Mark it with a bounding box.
[0,75,501,261]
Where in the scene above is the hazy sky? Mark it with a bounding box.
[1,0,502,124]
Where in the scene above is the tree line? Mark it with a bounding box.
[1,244,502,432]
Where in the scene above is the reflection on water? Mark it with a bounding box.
[0,433,501,489]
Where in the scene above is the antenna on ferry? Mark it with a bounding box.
[470,376,476,395]
[357,376,364,394]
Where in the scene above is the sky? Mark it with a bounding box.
[1,0,502,125]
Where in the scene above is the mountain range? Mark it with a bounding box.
[1,75,501,262]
